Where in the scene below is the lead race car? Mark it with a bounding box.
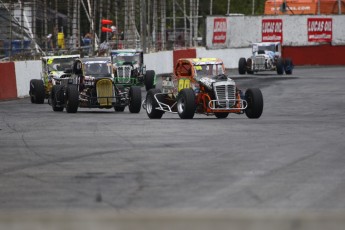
[144,58,263,119]
[238,42,293,75]
[29,54,80,104]
[49,57,142,113]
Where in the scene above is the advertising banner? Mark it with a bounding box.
[212,18,227,45]
[262,19,283,43]
[307,18,332,42]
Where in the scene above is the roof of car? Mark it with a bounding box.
[79,57,111,63]
[110,49,143,55]
[41,54,80,60]
[252,42,280,46]
[178,58,224,65]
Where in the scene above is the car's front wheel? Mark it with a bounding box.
[284,58,293,75]
[51,85,64,112]
[146,88,164,119]
[238,58,247,75]
[65,85,79,113]
[276,58,284,75]
[177,88,196,119]
[29,79,45,104]
[128,86,142,113]
[144,70,156,91]
[245,88,263,119]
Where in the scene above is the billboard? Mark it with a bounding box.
[262,19,283,43]
[307,18,332,43]
[212,18,227,44]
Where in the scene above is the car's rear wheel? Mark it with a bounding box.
[114,106,125,112]
[145,70,156,91]
[177,88,196,119]
[128,86,141,113]
[284,58,293,75]
[65,85,79,113]
[29,79,45,104]
[276,58,284,75]
[146,89,164,119]
[214,112,229,119]
[51,85,64,112]
[245,88,263,119]
[238,58,247,75]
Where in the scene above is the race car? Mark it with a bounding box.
[238,42,293,75]
[29,55,80,104]
[49,57,142,113]
[144,58,263,119]
[110,49,156,91]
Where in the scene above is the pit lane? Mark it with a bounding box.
[0,66,345,212]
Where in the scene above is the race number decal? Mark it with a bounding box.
[47,59,54,64]
[178,78,190,92]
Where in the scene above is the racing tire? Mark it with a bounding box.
[146,89,164,119]
[276,58,284,75]
[65,85,79,113]
[29,79,45,104]
[246,58,254,74]
[284,58,293,75]
[238,58,247,75]
[214,112,229,119]
[51,85,64,112]
[245,88,263,119]
[128,86,142,113]
[114,106,125,112]
[177,88,196,119]
[144,70,156,91]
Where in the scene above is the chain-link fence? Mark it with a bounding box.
[2,0,341,61]
[0,0,210,61]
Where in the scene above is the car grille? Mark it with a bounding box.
[96,79,113,106]
[254,56,265,69]
[116,66,132,83]
[214,83,236,108]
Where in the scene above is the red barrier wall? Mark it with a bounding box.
[283,45,345,66]
[0,62,17,100]
[173,48,197,67]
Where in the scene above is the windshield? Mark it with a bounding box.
[257,44,276,53]
[47,58,75,72]
[84,62,112,77]
[112,53,140,66]
[194,64,225,80]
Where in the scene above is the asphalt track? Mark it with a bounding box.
[0,66,345,212]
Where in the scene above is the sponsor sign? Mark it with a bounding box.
[212,18,227,44]
[307,18,332,42]
[262,19,283,43]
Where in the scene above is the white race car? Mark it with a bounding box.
[238,42,293,75]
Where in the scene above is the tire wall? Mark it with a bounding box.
[0,62,17,100]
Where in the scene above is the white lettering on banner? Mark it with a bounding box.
[308,19,332,32]
[214,20,227,32]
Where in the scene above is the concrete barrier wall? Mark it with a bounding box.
[145,50,173,75]
[206,15,345,48]
[0,62,17,100]
[14,61,41,98]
